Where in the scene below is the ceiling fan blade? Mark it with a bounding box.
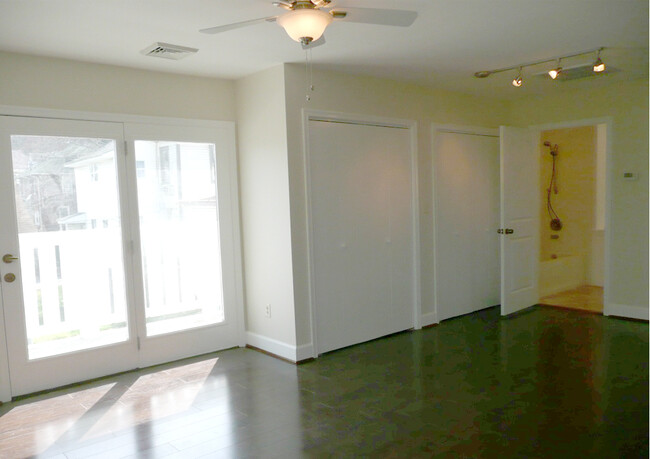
[272,1,293,11]
[302,35,326,50]
[199,16,278,34]
[330,7,417,27]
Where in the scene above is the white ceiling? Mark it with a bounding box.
[0,0,647,98]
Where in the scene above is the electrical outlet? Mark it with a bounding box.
[265,304,271,318]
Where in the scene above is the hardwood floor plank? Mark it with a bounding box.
[0,306,647,458]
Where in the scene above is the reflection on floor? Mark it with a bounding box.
[0,306,647,458]
[540,285,604,314]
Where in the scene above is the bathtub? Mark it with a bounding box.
[539,254,585,297]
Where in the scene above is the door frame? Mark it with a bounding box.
[530,116,613,316]
[431,124,500,325]
[0,105,245,401]
[302,109,421,358]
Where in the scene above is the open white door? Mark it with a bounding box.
[500,126,539,315]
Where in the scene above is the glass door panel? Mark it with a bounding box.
[134,141,225,336]
[0,116,138,398]
[11,135,129,359]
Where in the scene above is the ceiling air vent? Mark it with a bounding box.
[141,42,198,60]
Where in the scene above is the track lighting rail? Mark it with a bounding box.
[474,47,606,79]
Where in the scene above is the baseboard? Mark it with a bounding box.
[246,331,308,362]
[605,303,649,321]
[421,311,438,327]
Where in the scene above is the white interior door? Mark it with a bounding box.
[307,118,416,354]
[500,126,539,315]
[433,130,500,321]
[0,116,139,396]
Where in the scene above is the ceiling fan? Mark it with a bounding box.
[199,0,418,48]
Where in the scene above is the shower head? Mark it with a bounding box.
[544,141,559,156]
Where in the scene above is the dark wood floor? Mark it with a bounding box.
[1,306,647,458]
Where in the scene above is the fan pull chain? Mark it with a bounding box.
[305,47,314,101]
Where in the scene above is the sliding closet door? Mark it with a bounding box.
[307,118,416,354]
[433,130,500,321]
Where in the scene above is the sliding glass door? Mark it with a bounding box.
[0,116,242,397]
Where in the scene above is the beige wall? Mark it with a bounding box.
[0,51,236,120]
[234,66,298,348]
[283,64,511,347]
[1,51,646,355]
[512,79,648,313]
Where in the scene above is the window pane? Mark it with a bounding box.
[11,135,129,359]
[134,141,224,336]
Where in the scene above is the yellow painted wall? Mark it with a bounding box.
[539,126,596,264]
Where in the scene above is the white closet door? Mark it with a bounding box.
[433,131,500,322]
[308,119,415,354]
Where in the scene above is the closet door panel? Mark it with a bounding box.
[308,119,415,354]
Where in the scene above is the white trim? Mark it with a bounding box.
[530,117,614,316]
[302,109,421,356]
[430,123,500,324]
[420,311,438,328]
[0,104,234,130]
[605,304,649,321]
[0,286,12,402]
[432,124,499,138]
[246,331,299,362]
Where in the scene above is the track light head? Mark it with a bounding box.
[593,49,606,72]
[549,59,562,79]
[593,57,605,72]
[512,68,523,87]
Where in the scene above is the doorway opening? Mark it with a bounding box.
[537,124,606,314]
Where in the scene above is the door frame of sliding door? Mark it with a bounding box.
[0,105,245,401]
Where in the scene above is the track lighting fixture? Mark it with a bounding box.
[475,47,606,86]
[512,68,523,87]
[593,49,606,72]
[548,59,562,79]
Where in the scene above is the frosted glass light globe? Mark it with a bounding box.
[277,9,333,43]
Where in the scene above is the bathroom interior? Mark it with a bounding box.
[538,124,606,313]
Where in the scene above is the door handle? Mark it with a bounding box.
[2,254,18,263]
[3,273,16,283]
[497,229,514,234]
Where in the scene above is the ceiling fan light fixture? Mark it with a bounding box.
[277,8,333,44]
